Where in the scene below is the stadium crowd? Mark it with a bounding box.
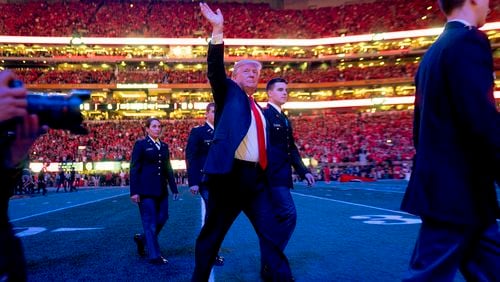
[13,62,419,85]
[0,0,470,39]
[29,110,414,165]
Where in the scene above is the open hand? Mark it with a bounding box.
[199,2,223,33]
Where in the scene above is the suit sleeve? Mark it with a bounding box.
[207,43,228,106]
[165,145,178,194]
[129,140,142,196]
[447,32,499,162]
[412,71,422,150]
[185,128,201,187]
[288,123,310,178]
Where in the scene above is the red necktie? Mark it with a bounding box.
[248,96,267,169]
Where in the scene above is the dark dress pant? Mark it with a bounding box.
[138,195,169,259]
[260,186,297,281]
[403,218,500,282]
[192,160,292,281]
[0,225,27,282]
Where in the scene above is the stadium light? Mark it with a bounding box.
[0,22,498,47]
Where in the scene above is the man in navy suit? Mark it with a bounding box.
[193,3,293,281]
[130,118,179,265]
[185,102,224,266]
[261,77,315,276]
[401,0,499,280]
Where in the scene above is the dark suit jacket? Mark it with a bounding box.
[130,137,178,197]
[186,122,214,187]
[203,43,254,175]
[264,105,310,188]
[401,21,500,226]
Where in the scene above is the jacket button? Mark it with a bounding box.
[158,173,161,175]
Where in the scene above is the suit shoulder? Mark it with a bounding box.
[134,138,147,145]
[191,125,206,133]
[263,105,275,115]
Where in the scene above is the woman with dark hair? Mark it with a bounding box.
[130,118,179,265]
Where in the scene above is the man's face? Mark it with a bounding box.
[206,105,215,125]
[267,82,288,106]
[233,64,260,90]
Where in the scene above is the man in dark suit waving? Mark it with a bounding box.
[401,0,499,280]
[193,3,293,281]
[261,78,315,276]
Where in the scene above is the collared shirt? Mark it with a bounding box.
[211,32,224,45]
[268,102,282,113]
[148,135,161,150]
[235,98,267,162]
[448,19,474,27]
[206,121,214,131]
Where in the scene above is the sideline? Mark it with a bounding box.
[292,192,413,215]
[10,192,130,222]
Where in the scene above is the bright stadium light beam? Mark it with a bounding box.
[282,96,416,110]
[0,22,498,46]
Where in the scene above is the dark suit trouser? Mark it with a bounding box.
[403,218,500,282]
[138,195,169,259]
[192,160,292,281]
[260,186,297,280]
[0,226,27,282]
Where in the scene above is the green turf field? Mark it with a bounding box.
[8,181,477,281]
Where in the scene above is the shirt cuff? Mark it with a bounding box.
[211,32,224,45]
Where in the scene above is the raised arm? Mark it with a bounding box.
[200,3,228,105]
[199,2,223,36]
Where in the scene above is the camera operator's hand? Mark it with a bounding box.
[6,114,44,168]
[0,70,27,122]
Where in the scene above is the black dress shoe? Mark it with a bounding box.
[261,266,295,282]
[214,255,224,266]
[149,256,168,265]
[133,234,146,257]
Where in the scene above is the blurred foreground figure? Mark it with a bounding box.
[401,0,500,281]
[0,70,43,282]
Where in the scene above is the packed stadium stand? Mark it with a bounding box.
[11,61,418,84]
[1,0,498,38]
[29,110,414,165]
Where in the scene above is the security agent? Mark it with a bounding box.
[401,0,500,280]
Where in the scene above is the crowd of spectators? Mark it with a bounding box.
[291,111,414,164]
[29,111,415,168]
[13,62,418,85]
[30,119,200,163]
[2,0,485,39]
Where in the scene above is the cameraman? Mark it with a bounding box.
[0,70,42,282]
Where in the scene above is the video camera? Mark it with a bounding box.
[1,79,90,137]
